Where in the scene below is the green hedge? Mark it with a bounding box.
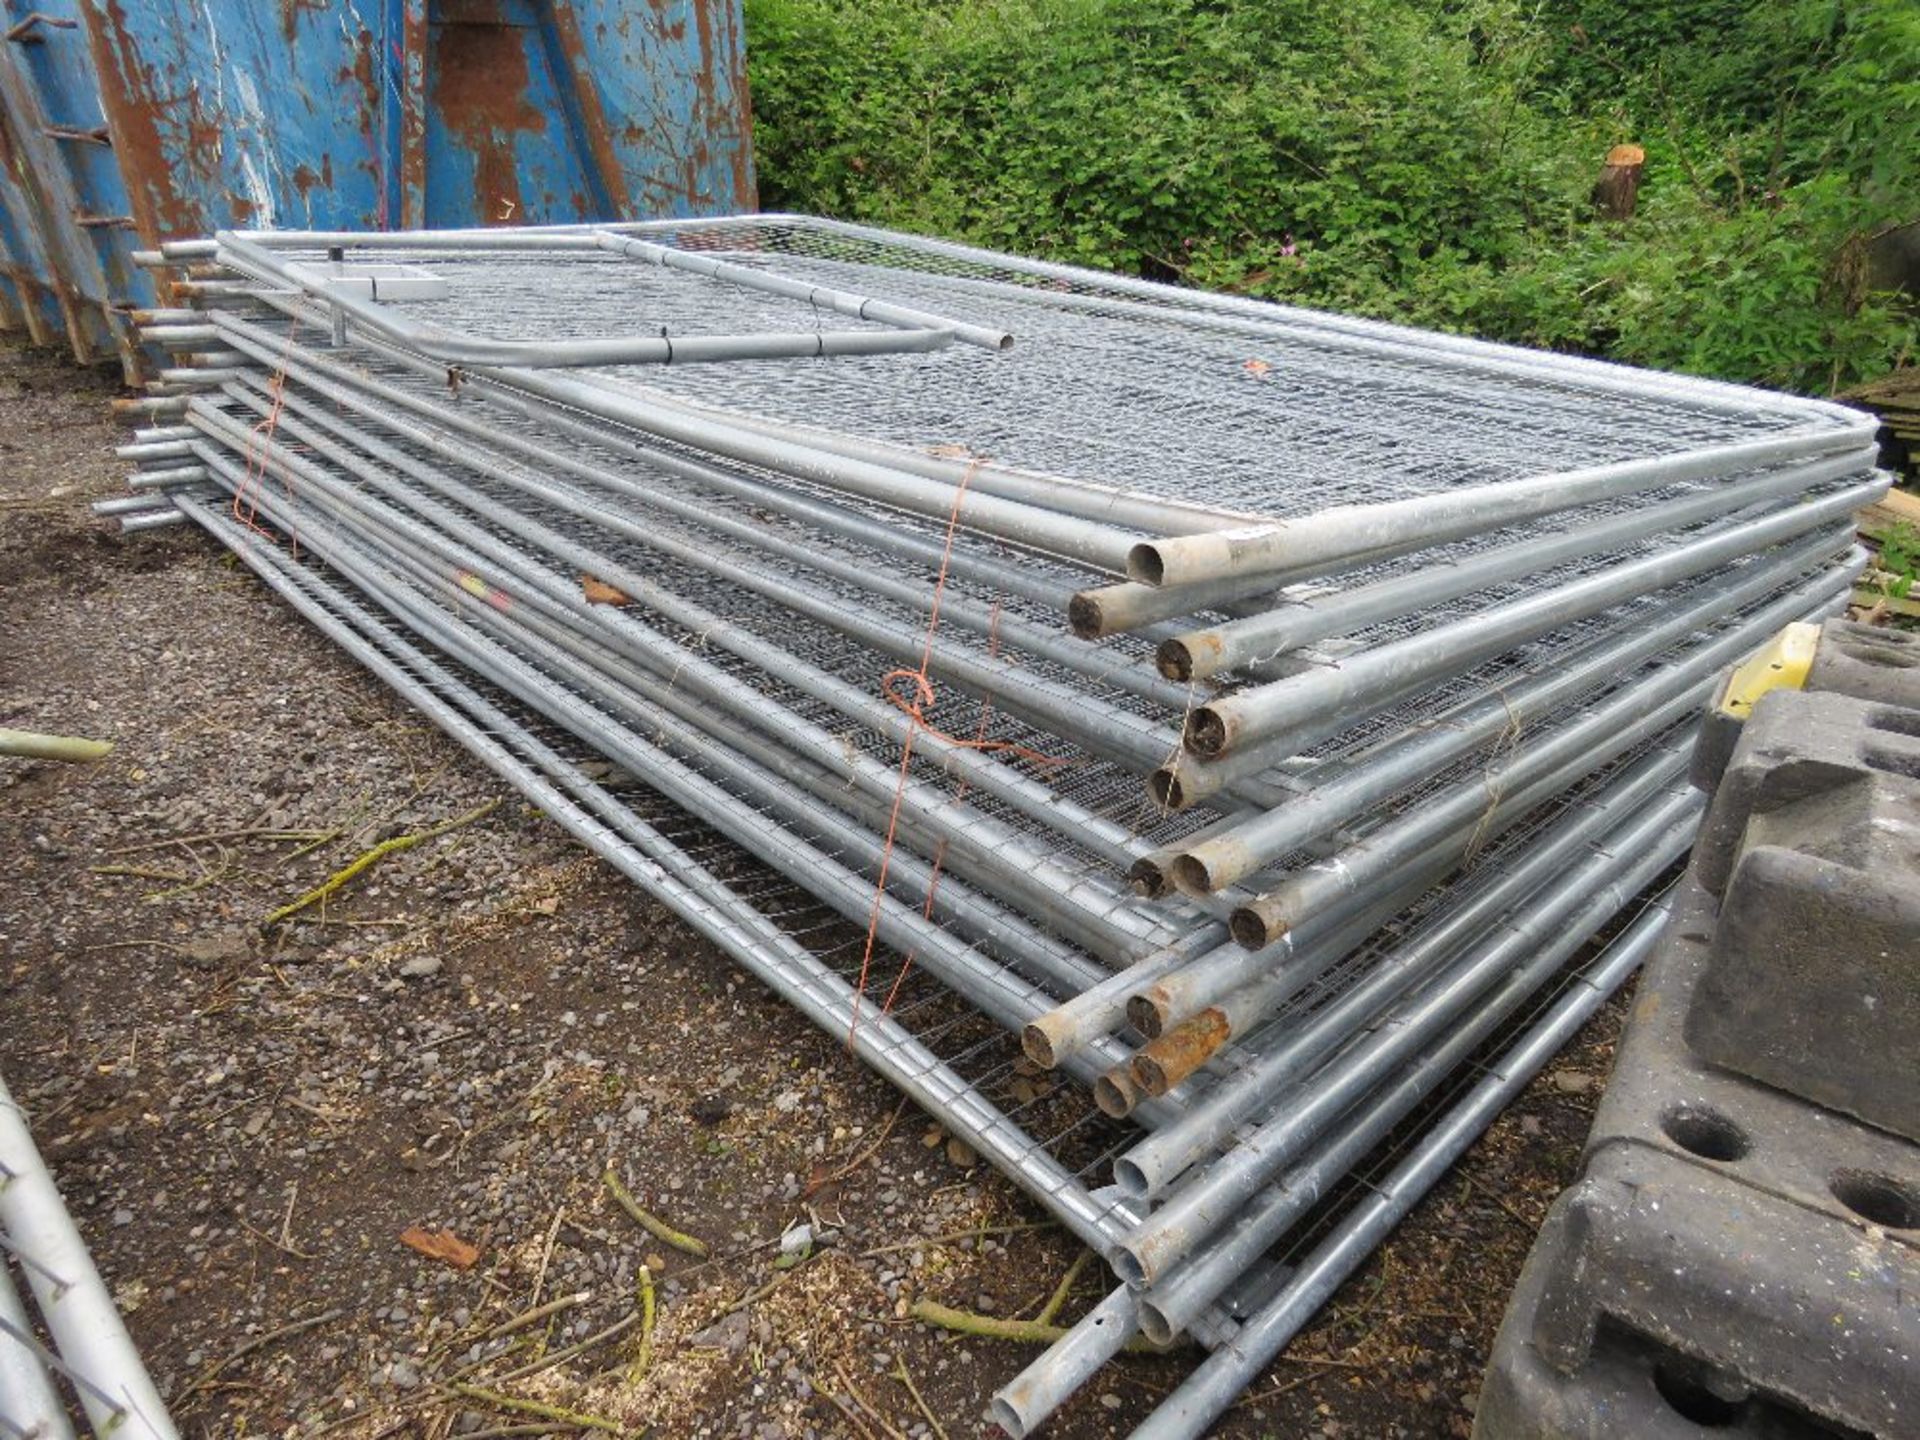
[744,0,1917,392]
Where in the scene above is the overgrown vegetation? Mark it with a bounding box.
[743,0,1917,392]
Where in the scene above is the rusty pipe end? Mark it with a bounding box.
[1159,630,1227,684]
[1132,1010,1231,1096]
[1183,704,1233,758]
[1230,902,1284,950]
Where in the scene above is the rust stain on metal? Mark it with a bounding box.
[400,0,428,228]
[547,0,632,219]
[1130,1009,1231,1096]
[430,0,548,224]
[78,0,202,240]
[276,0,330,47]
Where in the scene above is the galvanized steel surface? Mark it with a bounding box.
[88,215,1884,1438]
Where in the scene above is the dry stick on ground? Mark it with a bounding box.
[819,1384,883,1440]
[443,1383,621,1434]
[603,1170,711,1258]
[630,1264,657,1383]
[889,1358,950,1440]
[0,727,112,762]
[106,826,327,855]
[835,1362,909,1440]
[488,1312,640,1385]
[859,1219,1055,1259]
[713,1250,819,1322]
[263,797,499,926]
[178,1306,347,1398]
[528,1205,567,1311]
[1034,1248,1094,1327]
[907,1299,1166,1353]
[470,1292,593,1349]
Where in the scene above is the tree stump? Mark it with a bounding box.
[1592,143,1646,221]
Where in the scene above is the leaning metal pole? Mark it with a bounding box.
[0,1070,177,1440]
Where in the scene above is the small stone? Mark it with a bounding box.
[1100,1393,1123,1410]
[780,1223,812,1257]
[690,1309,751,1357]
[1547,1069,1594,1095]
[398,956,443,980]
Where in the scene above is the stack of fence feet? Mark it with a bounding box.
[1475,617,1920,1440]
[99,216,1887,1437]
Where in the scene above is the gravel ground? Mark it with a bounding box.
[0,335,1627,1439]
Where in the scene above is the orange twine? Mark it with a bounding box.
[234,318,302,555]
[847,463,1059,1045]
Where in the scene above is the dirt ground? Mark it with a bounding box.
[0,334,1628,1440]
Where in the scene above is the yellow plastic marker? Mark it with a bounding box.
[1714,620,1821,719]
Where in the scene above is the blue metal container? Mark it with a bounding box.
[0,0,753,374]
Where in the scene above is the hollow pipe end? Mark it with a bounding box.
[1066,590,1108,639]
[1156,637,1195,682]
[987,1397,1030,1439]
[1130,1052,1171,1098]
[1168,850,1221,898]
[1138,1010,1231,1097]
[1093,1068,1139,1119]
[1146,767,1189,812]
[1125,992,1167,1041]
[1127,855,1171,898]
[1229,905,1282,950]
[1126,540,1167,586]
[1109,1237,1150,1286]
[1021,1021,1063,1071]
[1137,1301,1178,1349]
[1184,705,1232,759]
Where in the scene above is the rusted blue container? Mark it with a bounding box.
[0,0,754,375]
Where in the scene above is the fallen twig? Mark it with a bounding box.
[475,1292,591,1345]
[180,1306,346,1397]
[444,1383,621,1433]
[908,1298,1162,1352]
[630,1264,656,1383]
[488,1312,638,1385]
[859,1219,1053,1259]
[603,1171,710,1258]
[264,798,498,925]
[0,727,112,762]
[1035,1248,1094,1327]
[834,1363,908,1440]
[889,1357,949,1440]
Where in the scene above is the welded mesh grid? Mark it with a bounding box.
[291,227,1841,527]
[195,485,1695,1272]
[190,343,1853,902]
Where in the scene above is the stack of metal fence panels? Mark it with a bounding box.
[90,215,1882,1437]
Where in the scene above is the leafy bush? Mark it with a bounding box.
[743,0,1916,392]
